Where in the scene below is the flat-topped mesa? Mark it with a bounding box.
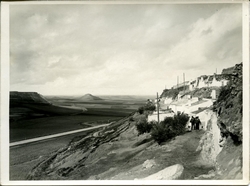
[10,91,86,115]
[10,91,51,106]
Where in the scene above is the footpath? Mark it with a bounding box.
[108,130,214,180]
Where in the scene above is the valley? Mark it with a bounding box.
[9,94,151,180]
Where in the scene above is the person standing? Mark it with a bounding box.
[195,116,201,130]
[190,116,195,130]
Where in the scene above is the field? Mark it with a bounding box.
[10,115,122,142]
[10,95,151,142]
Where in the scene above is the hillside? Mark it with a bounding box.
[196,63,243,179]
[160,88,179,99]
[10,91,51,106]
[10,91,86,116]
[26,63,243,180]
[213,63,242,142]
[27,114,212,180]
[78,94,102,101]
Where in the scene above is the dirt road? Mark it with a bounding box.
[10,124,109,147]
[10,129,98,180]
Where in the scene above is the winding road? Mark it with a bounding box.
[10,123,109,147]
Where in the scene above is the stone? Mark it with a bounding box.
[142,159,156,169]
[143,164,184,180]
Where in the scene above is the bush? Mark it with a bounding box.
[151,112,189,144]
[129,117,134,122]
[144,104,156,111]
[138,106,144,114]
[137,103,155,115]
[136,118,153,135]
[172,112,190,135]
[151,121,175,144]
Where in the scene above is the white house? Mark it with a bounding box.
[210,75,229,87]
[196,76,209,89]
[189,80,196,91]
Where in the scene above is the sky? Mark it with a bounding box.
[9,3,242,96]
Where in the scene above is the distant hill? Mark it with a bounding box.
[79,94,102,101]
[10,91,85,115]
[10,91,51,106]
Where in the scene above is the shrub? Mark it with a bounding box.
[136,118,153,135]
[144,104,156,111]
[151,120,175,144]
[172,112,190,135]
[137,103,155,115]
[151,112,189,144]
[129,117,134,122]
[138,106,144,114]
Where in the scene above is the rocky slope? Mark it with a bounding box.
[213,63,243,143]
[27,112,213,180]
[195,63,243,179]
[26,63,243,181]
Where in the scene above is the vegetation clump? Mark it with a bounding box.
[135,119,154,135]
[151,112,189,144]
[160,88,180,100]
[137,102,156,115]
[135,111,189,144]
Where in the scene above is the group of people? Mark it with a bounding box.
[188,116,201,131]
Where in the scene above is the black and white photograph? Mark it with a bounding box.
[1,0,249,185]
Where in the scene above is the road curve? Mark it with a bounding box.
[10,124,109,147]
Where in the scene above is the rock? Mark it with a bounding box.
[142,159,156,169]
[93,132,99,137]
[143,164,184,180]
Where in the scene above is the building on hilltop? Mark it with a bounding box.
[172,81,189,91]
[186,74,230,91]
[196,75,209,89]
[189,80,196,91]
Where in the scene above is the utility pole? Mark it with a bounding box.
[157,92,160,124]
[183,73,185,94]
[177,76,179,89]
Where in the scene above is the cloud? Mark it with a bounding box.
[9,3,242,95]
[157,5,242,74]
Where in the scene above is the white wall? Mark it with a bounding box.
[189,99,213,113]
[148,112,175,122]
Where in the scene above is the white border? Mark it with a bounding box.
[1,2,10,185]
[2,0,248,5]
[1,1,249,185]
